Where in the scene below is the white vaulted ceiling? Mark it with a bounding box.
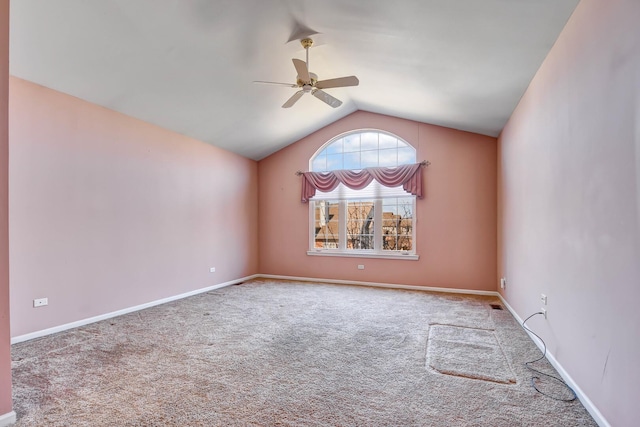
[9,0,579,160]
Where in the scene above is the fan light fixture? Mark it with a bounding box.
[254,37,359,108]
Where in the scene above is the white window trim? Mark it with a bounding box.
[306,250,419,261]
[307,129,419,260]
[308,198,418,259]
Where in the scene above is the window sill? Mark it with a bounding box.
[306,250,419,261]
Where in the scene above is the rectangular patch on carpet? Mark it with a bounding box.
[426,325,516,384]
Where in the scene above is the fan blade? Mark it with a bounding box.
[282,90,304,108]
[312,89,342,108]
[254,80,297,88]
[316,76,359,89]
[292,58,310,83]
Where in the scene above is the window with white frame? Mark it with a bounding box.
[308,130,418,259]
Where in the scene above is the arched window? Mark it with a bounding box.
[311,130,416,171]
[308,130,418,259]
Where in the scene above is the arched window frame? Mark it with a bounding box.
[307,129,419,260]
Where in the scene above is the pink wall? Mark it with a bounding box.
[0,0,11,419]
[498,0,640,425]
[9,77,259,337]
[258,111,497,291]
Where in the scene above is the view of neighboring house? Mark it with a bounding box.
[314,198,413,251]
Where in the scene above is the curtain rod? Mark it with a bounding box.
[295,160,430,176]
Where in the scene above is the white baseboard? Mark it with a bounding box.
[8,273,608,427]
[11,274,494,344]
[11,274,259,344]
[497,295,610,427]
[257,274,500,296]
[0,411,16,427]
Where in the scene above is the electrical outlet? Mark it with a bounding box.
[500,277,506,289]
[357,265,365,270]
[209,267,216,273]
[540,308,547,319]
[33,298,48,308]
[541,294,547,305]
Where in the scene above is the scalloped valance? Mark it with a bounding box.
[300,162,424,203]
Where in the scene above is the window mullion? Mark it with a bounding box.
[339,200,347,251]
[309,201,315,250]
[374,199,383,252]
[412,199,417,253]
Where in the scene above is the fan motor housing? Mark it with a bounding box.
[297,72,318,87]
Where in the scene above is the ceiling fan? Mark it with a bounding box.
[255,38,359,109]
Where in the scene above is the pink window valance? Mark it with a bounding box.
[301,162,424,203]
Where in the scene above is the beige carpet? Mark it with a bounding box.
[11,279,597,426]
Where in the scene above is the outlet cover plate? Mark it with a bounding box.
[33,298,48,307]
